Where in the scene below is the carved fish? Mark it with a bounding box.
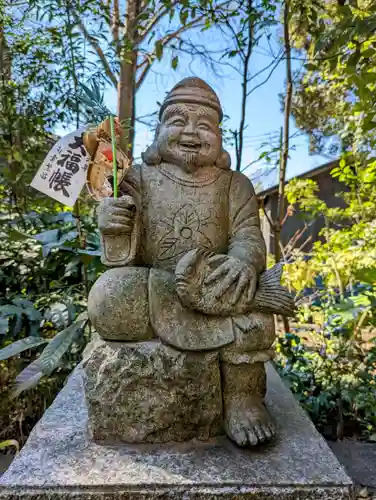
[175,248,295,317]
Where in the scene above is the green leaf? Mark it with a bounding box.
[79,82,97,102]
[37,319,87,376]
[305,63,317,71]
[155,40,163,60]
[363,72,376,83]
[179,10,188,25]
[7,229,32,242]
[78,81,111,121]
[11,361,44,398]
[171,56,178,70]
[23,306,42,324]
[28,322,40,337]
[0,440,19,452]
[11,298,35,309]
[0,337,48,361]
[0,317,9,336]
[227,50,238,58]
[354,268,376,285]
[363,120,376,132]
[91,78,102,102]
[13,151,23,162]
[0,305,24,318]
[33,229,60,244]
[12,319,86,397]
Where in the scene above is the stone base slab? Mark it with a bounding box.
[0,363,354,499]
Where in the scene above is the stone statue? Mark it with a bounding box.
[86,77,294,448]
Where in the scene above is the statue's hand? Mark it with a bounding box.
[98,195,135,236]
[204,255,257,306]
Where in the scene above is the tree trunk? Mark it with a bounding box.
[236,0,254,171]
[117,0,141,159]
[274,0,292,335]
[0,24,11,81]
[275,0,292,263]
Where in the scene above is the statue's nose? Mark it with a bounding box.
[181,122,200,145]
[183,120,196,135]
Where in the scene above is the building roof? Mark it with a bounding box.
[256,159,339,199]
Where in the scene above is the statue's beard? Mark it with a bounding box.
[159,139,218,171]
[181,151,198,166]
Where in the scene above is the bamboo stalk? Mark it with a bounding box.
[109,115,118,198]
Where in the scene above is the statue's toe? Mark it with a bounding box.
[224,397,275,447]
[252,421,274,444]
[246,428,259,447]
[261,421,276,441]
[225,420,248,447]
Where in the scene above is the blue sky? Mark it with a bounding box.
[56,23,334,192]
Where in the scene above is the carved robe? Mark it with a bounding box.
[99,163,274,355]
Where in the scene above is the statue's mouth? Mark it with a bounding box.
[179,141,200,152]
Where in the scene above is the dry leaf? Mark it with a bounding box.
[358,487,369,498]
[84,120,130,201]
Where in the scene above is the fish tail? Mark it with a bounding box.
[252,263,296,317]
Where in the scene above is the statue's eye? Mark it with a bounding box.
[170,118,185,126]
[197,122,210,131]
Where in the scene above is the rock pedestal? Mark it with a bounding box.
[84,338,223,443]
[0,363,354,500]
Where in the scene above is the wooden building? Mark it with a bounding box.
[257,160,347,254]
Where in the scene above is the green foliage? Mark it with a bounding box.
[280,150,376,441]
[276,326,376,440]
[281,0,376,426]
[0,213,102,389]
[285,172,376,291]
[0,0,102,433]
[290,0,376,158]
[0,207,102,444]
[76,81,111,122]
[0,0,111,447]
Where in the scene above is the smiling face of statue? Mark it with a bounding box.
[157,103,222,173]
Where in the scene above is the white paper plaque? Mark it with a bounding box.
[31,128,89,207]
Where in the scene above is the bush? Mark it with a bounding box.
[276,326,376,441]
[0,207,102,446]
[276,167,376,441]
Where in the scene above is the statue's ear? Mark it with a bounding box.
[215,149,231,170]
[141,124,161,165]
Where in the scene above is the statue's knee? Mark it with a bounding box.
[256,313,275,350]
[231,312,275,352]
[88,267,154,342]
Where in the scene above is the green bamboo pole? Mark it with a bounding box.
[109,115,118,198]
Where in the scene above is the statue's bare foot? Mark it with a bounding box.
[224,395,276,447]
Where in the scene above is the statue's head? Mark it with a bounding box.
[142,77,231,172]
